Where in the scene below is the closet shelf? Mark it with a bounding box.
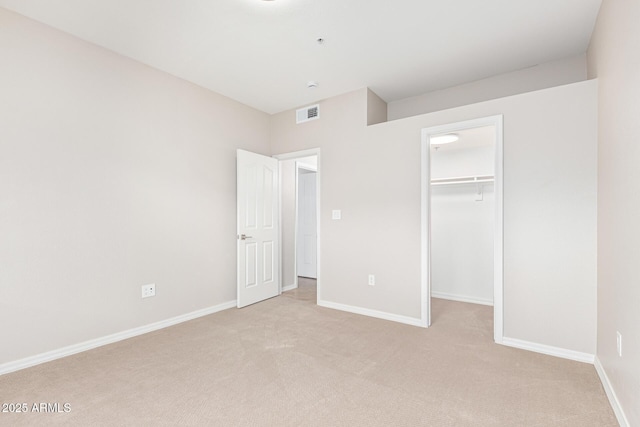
[431,175,494,186]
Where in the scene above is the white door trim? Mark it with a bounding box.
[273,148,321,304]
[420,115,504,343]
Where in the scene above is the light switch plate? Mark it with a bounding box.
[332,210,341,220]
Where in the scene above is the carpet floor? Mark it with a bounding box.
[0,279,617,426]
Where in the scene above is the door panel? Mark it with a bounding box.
[245,242,258,287]
[263,240,274,283]
[237,150,280,307]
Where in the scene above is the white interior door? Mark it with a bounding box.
[237,149,280,308]
[297,169,317,278]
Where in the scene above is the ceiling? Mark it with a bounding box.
[0,0,602,114]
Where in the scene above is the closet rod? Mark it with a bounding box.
[431,175,494,186]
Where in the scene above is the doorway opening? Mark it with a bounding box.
[296,162,317,281]
[421,116,503,343]
[274,149,321,305]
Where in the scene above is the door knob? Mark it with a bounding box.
[239,234,253,240]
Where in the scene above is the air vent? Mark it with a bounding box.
[296,104,320,124]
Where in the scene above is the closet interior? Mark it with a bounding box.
[430,125,496,307]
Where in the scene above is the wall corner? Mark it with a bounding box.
[366,88,388,126]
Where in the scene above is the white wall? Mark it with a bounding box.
[431,142,495,305]
[431,185,494,304]
[588,0,640,424]
[388,54,588,121]
[0,9,270,367]
[431,146,494,179]
[270,80,597,356]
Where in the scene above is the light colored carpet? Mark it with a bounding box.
[0,278,617,426]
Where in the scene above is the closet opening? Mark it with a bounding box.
[421,116,503,343]
[431,126,495,306]
[274,149,321,304]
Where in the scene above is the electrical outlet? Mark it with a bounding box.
[616,331,622,357]
[141,283,156,298]
[368,274,375,286]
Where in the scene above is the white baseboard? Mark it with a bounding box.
[282,283,297,292]
[0,300,237,376]
[431,291,493,306]
[501,337,594,364]
[318,300,425,327]
[594,356,630,427]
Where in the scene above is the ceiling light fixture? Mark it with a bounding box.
[430,134,459,145]
[307,81,319,88]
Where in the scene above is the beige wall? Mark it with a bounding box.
[0,9,269,365]
[388,54,588,121]
[588,0,640,424]
[271,81,597,355]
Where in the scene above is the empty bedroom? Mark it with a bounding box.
[0,0,637,425]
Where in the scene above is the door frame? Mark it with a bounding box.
[273,148,321,304]
[294,161,318,284]
[420,115,504,343]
